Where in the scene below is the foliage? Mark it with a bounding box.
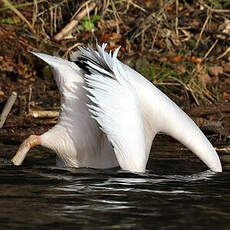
[0,17,20,24]
[81,15,101,31]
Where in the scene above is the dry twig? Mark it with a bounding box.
[2,0,36,34]
[54,1,96,41]
[185,103,230,117]
[217,46,230,60]
[200,1,230,13]
[195,8,212,49]
[28,110,59,119]
[203,39,219,60]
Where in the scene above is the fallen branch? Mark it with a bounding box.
[185,103,230,117]
[217,146,230,153]
[54,1,96,41]
[0,91,17,128]
[28,110,59,119]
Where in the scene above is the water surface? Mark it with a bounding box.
[0,143,229,230]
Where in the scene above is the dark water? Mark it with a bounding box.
[0,143,230,230]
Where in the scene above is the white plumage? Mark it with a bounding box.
[12,43,222,173]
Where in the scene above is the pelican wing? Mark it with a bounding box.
[30,52,83,96]
[73,44,147,172]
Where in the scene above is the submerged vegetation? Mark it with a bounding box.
[0,0,230,139]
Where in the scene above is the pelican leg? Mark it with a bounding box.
[11,135,41,166]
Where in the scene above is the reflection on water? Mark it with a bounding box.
[0,143,230,229]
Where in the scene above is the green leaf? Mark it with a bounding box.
[81,15,101,31]
[91,15,101,22]
[84,20,95,31]
[0,17,20,24]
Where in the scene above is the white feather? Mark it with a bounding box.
[85,71,147,171]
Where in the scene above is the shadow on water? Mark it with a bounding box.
[0,143,230,230]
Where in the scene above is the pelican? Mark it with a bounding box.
[11,43,222,172]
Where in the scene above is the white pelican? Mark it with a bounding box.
[11,44,222,172]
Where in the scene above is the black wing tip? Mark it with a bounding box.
[74,57,91,75]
